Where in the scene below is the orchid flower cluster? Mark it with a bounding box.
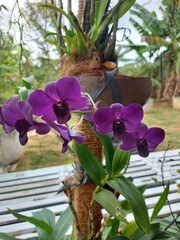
[0,77,165,157]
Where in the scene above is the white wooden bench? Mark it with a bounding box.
[0,149,180,239]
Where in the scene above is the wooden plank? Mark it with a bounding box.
[0,192,61,207]
[0,195,67,215]
[0,185,60,201]
[145,192,180,209]
[125,169,156,179]
[0,174,61,188]
[0,165,73,182]
[0,179,60,194]
[144,183,178,197]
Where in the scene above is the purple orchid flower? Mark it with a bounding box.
[120,123,165,157]
[28,77,90,124]
[93,103,143,140]
[49,122,85,153]
[0,96,50,145]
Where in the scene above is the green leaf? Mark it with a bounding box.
[93,188,128,223]
[150,182,170,221]
[95,132,115,174]
[15,87,28,100]
[107,177,150,233]
[21,75,35,89]
[53,207,73,240]
[110,0,135,24]
[112,148,130,175]
[122,221,138,237]
[106,218,120,238]
[32,208,55,240]
[73,141,105,185]
[132,222,160,240]
[0,233,22,240]
[8,209,53,235]
[95,0,109,27]
[152,232,173,240]
[108,236,130,240]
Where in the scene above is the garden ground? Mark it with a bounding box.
[13,101,180,172]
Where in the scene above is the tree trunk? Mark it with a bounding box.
[162,59,176,101]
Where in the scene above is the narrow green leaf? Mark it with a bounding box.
[152,232,173,240]
[112,148,130,175]
[53,207,73,240]
[89,0,135,43]
[109,0,135,24]
[132,222,160,240]
[108,237,130,240]
[73,141,105,185]
[150,182,170,221]
[0,233,22,240]
[32,208,55,240]
[93,188,128,223]
[95,0,109,27]
[8,209,53,235]
[95,132,115,174]
[107,177,150,232]
[39,4,77,31]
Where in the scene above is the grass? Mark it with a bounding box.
[14,101,180,172]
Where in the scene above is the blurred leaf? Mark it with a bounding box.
[108,177,150,232]
[150,182,170,221]
[53,207,73,240]
[8,209,53,235]
[95,132,115,174]
[122,221,138,237]
[21,75,35,89]
[73,141,105,185]
[0,233,22,240]
[93,188,128,223]
[32,208,55,240]
[132,222,160,240]
[112,148,130,174]
[152,232,173,239]
[108,236,130,240]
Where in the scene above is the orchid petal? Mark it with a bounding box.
[120,132,137,150]
[94,107,114,133]
[56,77,82,101]
[53,102,71,124]
[137,139,149,157]
[137,123,148,138]
[33,121,51,135]
[69,96,90,111]
[121,104,143,130]
[45,81,59,101]
[146,127,165,149]
[28,90,53,116]
[110,103,123,118]
[41,107,56,123]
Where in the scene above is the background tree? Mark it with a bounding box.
[125,0,180,100]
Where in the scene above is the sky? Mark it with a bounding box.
[0,0,163,63]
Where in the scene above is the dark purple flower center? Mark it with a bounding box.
[113,119,126,140]
[136,138,149,157]
[15,119,32,145]
[53,100,71,124]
